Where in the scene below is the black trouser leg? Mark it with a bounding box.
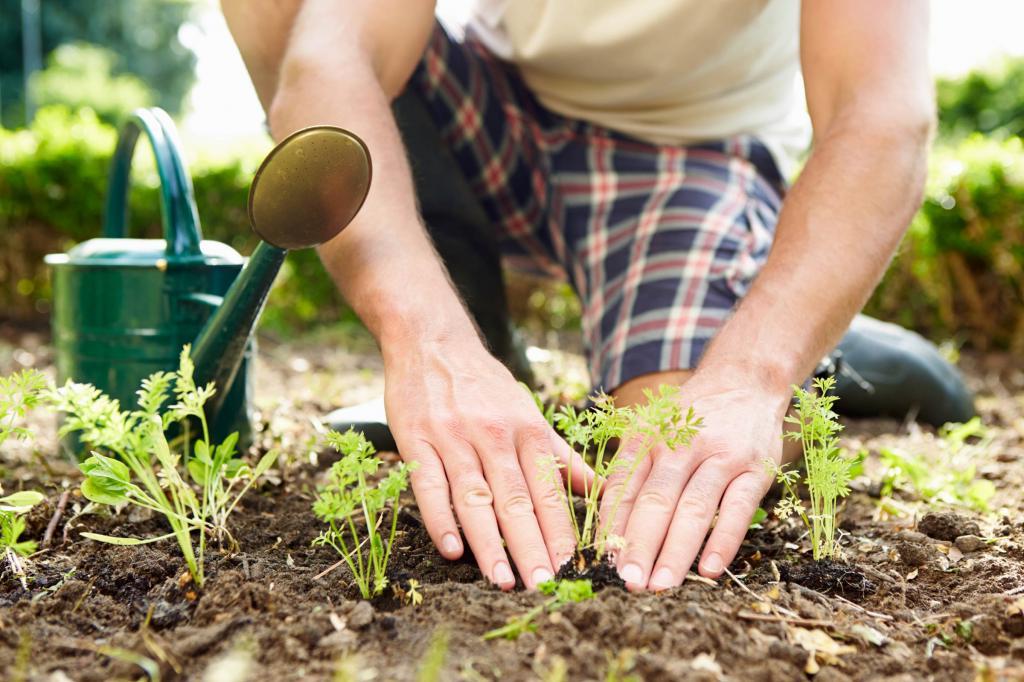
[392,89,533,384]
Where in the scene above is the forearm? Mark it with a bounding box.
[699,113,931,398]
[270,60,477,352]
[230,0,478,354]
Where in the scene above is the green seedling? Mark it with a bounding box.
[546,386,701,558]
[879,416,996,513]
[483,578,595,640]
[0,488,45,587]
[0,368,47,450]
[49,346,278,587]
[312,429,414,599]
[774,377,856,561]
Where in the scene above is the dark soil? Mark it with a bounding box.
[2,329,1024,680]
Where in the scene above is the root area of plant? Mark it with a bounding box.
[2,329,1024,680]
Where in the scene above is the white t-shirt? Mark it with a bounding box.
[465,0,810,173]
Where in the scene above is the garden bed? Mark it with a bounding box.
[1,327,1022,680]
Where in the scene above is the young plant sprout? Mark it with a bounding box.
[547,385,701,558]
[312,429,415,599]
[483,578,594,640]
[0,488,45,588]
[774,377,856,561]
[49,346,278,587]
[0,368,47,450]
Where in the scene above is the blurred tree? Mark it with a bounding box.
[0,0,196,128]
[29,43,152,125]
[937,57,1024,140]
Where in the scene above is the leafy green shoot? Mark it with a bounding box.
[312,429,415,599]
[545,385,701,558]
[774,377,856,561]
[49,345,278,587]
[0,368,47,450]
[0,488,46,587]
[483,578,594,640]
[879,416,996,514]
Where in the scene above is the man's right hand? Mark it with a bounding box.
[383,335,586,589]
[223,0,585,587]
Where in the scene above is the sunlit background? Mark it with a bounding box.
[182,1,1024,141]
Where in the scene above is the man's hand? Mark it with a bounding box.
[384,337,587,590]
[600,371,789,590]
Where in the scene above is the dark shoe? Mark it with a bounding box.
[821,315,975,427]
[322,398,396,452]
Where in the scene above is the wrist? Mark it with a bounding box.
[694,356,795,417]
[377,299,483,366]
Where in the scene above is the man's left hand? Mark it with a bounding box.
[599,371,791,591]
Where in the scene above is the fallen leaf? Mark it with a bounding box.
[906,569,919,581]
[790,627,857,668]
[948,546,964,563]
[850,624,888,647]
[750,601,772,614]
[765,584,781,601]
[770,561,781,582]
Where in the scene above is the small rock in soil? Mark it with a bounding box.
[896,540,934,567]
[347,601,374,629]
[918,511,981,541]
[954,534,988,553]
[317,629,357,653]
[149,599,190,629]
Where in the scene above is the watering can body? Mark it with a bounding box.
[45,108,254,450]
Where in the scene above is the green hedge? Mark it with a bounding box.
[865,135,1024,352]
[0,106,350,333]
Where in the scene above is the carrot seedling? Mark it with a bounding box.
[49,346,278,587]
[312,429,414,599]
[483,578,594,640]
[0,368,47,450]
[774,377,855,561]
[0,488,45,587]
[547,386,701,559]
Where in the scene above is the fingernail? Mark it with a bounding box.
[649,567,675,591]
[702,552,724,574]
[441,533,461,556]
[619,563,643,586]
[493,561,515,586]
[532,567,554,586]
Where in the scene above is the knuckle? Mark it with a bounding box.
[452,473,494,508]
[535,484,567,511]
[636,488,676,513]
[440,414,467,439]
[519,424,551,450]
[500,491,535,518]
[676,493,713,519]
[413,469,449,495]
[480,418,513,444]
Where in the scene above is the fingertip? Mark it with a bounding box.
[699,551,724,578]
[439,532,463,560]
[493,560,516,590]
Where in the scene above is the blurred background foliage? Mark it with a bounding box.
[0,0,195,127]
[0,3,1021,351]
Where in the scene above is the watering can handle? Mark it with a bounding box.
[102,107,204,260]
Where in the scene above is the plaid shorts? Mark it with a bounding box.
[408,23,786,391]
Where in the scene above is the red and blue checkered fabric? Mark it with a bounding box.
[408,23,786,391]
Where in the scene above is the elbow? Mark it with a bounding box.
[267,48,324,138]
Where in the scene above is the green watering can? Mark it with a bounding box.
[45,107,372,452]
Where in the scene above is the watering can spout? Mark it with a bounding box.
[189,126,372,428]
